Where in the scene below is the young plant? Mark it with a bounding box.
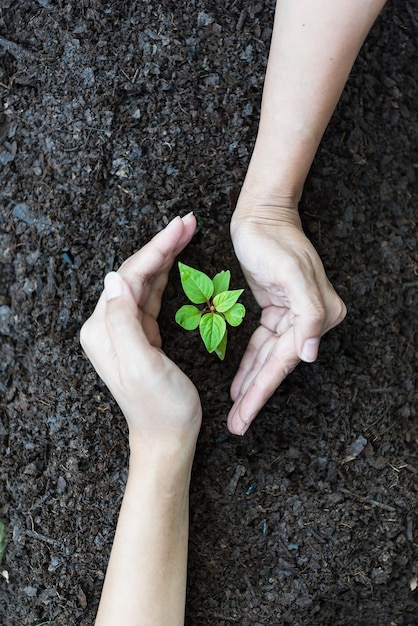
[175,262,245,360]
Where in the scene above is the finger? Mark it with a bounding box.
[231,304,291,401]
[104,272,157,378]
[237,332,278,400]
[87,214,197,324]
[119,214,196,305]
[275,261,324,362]
[292,282,346,362]
[230,326,272,401]
[227,329,299,435]
[140,213,198,318]
[278,247,346,362]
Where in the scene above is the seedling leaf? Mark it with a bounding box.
[214,330,227,361]
[178,262,213,304]
[213,289,244,313]
[212,270,230,296]
[176,263,245,359]
[175,305,202,330]
[199,313,226,353]
[224,303,246,327]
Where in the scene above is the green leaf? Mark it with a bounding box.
[213,289,244,313]
[224,303,246,327]
[212,270,230,296]
[175,305,202,330]
[178,262,214,304]
[214,329,227,361]
[199,312,226,353]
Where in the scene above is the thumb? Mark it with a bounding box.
[292,284,347,363]
[293,300,324,363]
[285,273,325,364]
[104,272,153,370]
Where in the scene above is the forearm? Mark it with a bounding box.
[240,0,386,207]
[95,444,194,626]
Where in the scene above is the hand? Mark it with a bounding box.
[80,215,202,453]
[228,202,346,435]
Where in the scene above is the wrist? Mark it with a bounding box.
[127,451,194,505]
[125,402,202,467]
[128,434,197,476]
[242,114,317,200]
[231,182,303,237]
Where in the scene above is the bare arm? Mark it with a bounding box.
[229,0,386,435]
[239,0,387,204]
[80,216,201,625]
[95,445,193,626]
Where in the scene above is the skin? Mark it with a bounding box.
[78,3,388,621]
[80,214,202,626]
[228,0,387,435]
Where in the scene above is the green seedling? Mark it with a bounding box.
[175,262,246,360]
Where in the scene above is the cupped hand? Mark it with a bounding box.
[80,215,202,451]
[228,208,346,435]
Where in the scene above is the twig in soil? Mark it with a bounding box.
[304,525,327,545]
[0,37,34,60]
[406,514,414,542]
[225,464,246,496]
[26,529,58,545]
[339,487,396,512]
[236,10,247,32]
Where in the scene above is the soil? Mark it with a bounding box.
[0,1,417,625]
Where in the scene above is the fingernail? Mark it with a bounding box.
[241,422,250,436]
[166,215,180,229]
[104,272,124,300]
[182,211,194,221]
[301,338,320,362]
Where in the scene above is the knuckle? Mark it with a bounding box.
[308,299,327,329]
[330,296,347,328]
[337,298,347,323]
[122,366,143,389]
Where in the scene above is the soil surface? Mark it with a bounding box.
[1,1,417,625]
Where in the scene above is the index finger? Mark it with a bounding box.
[84,214,197,325]
[228,327,299,435]
[104,272,158,379]
[119,214,196,306]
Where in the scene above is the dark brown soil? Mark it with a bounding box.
[1,1,417,624]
